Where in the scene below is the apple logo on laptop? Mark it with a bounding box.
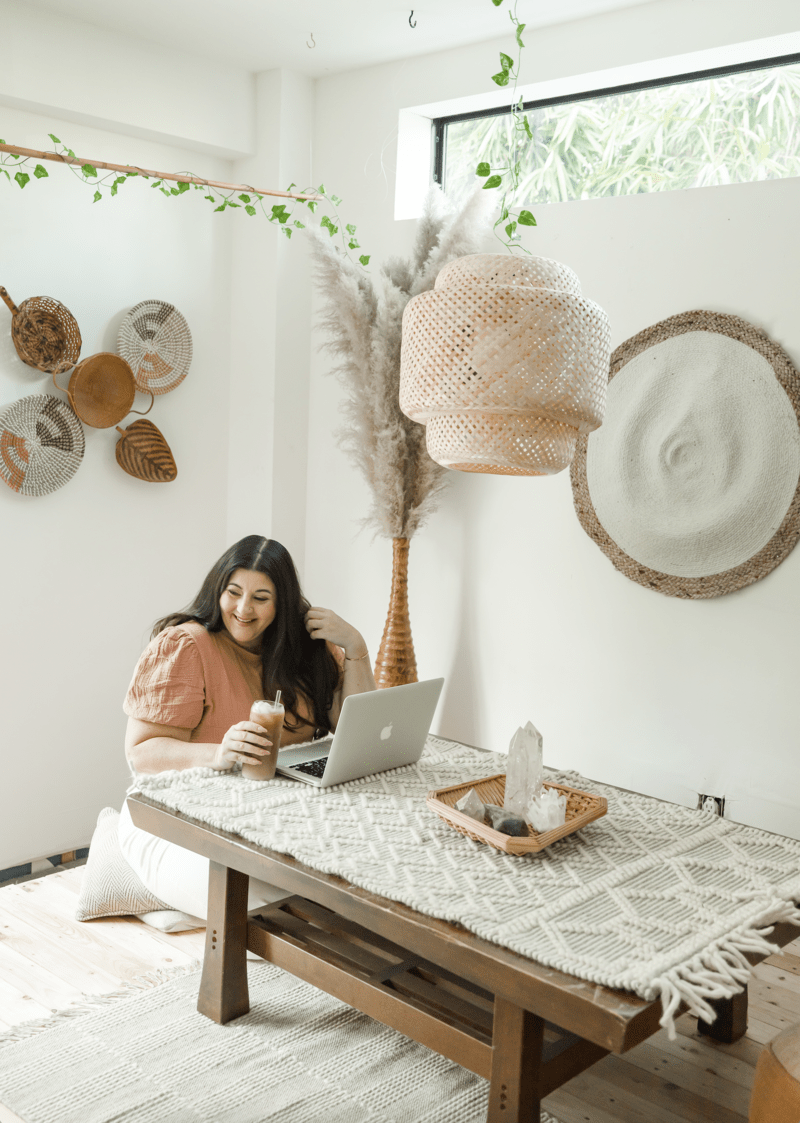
[380,724,393,740]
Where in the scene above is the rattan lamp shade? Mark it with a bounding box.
[399,254,611,475]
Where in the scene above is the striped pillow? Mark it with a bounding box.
[75,807,201,932]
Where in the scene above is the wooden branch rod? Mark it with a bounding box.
[0,143,322,202]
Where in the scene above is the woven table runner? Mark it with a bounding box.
[133,737,800,1037]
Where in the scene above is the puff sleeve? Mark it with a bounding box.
[123,627,206,731]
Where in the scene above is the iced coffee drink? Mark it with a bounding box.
[242,697,284,780]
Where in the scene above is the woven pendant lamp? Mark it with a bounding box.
[399,254,611,475]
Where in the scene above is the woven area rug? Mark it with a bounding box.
[0,963,560,1123]
[133,737,800,1038]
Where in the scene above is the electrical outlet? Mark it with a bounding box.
[697,794,725,817]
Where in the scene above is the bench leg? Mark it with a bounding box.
[697,986,748,1044]
[197,861,250,1024]
[488,996,544,1123]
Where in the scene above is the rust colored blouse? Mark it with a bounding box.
[124,621,343,746]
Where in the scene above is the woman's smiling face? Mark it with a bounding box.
[219,568,277,651]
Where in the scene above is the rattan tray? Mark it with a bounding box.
[427,773,607,855]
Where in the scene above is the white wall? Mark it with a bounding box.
[1,0,254,157]
[0,107,234,867]
[3,0,800,869]
[0,3,314,869]
[305,0,800,837]
[228,70,315,578]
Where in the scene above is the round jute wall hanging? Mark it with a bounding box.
[0,393,85,496]
[570,310,800,598]
[117,300,192,395]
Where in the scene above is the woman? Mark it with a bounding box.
[118,535,376,920]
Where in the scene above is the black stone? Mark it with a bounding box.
[484,803,528,837]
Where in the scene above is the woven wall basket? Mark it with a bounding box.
[117,299,192,395]
[0,285,82,374]
[0,393,84,496]
[115,419,177,483]
[54,352,154,429]
[570,310,800,599]
[400,254,611,476]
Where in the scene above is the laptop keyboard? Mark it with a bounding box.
[293,757,329,778]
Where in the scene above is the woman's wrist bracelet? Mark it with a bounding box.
[345,649,370,662]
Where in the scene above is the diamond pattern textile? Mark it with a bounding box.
[134,737,800,1037]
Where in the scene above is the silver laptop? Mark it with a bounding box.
[276,678,444,787]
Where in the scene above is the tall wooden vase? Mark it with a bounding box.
[374,537,418,689]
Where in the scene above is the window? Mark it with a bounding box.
[437,56,800,210]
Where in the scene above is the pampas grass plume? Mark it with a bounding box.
[308,187,491,539]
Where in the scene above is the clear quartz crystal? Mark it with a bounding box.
[455,788,485,822]
[503,721,544,818]
[527,787,567,832]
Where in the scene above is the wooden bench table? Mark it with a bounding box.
[127,786,800,1123]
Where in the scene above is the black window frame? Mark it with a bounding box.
[432,51,800,189]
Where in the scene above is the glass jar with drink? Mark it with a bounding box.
[242,691,284,780]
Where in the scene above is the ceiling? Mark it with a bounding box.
[24,0,660,77]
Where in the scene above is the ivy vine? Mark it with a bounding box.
[477,0,537,250]
[0,134,371,267]
[1,0,530,260]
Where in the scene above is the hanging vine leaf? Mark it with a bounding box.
[476,0,537,251]
[2,115,373,266]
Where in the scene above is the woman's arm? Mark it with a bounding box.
[126,717,273,774]
[304,607,377,728]
[339,645,377,701]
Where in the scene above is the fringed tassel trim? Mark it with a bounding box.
[651,900,800,1039]
[0,961,201,1046]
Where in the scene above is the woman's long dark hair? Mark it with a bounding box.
[153,536,340,733]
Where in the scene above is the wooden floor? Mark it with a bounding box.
[0,867,795,1123]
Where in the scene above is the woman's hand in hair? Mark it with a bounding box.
[213,720,272,771]
[304,607,368,660]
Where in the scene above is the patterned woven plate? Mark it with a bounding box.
[427,773,607,854]
[117,299,192,395]
[0,393,84,496]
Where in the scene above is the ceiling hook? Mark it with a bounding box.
[409,10,416,28]
[307,32,316,48]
